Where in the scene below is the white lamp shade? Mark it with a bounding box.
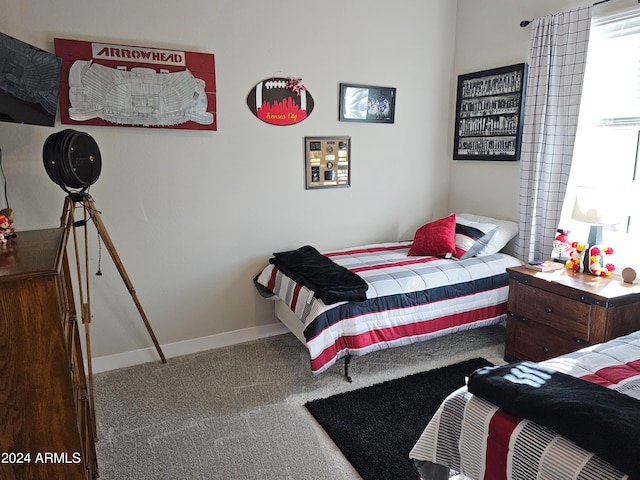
[571,186,617,225]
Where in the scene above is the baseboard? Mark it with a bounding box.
[90,322,290,373]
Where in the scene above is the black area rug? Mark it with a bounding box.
[305,357,492,480]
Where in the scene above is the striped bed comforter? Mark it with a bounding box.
[410,330,640,480]
[254,241,521,375]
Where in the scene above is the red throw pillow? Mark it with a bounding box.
[408,214,457,257]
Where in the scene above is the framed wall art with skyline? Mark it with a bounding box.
[453,63,527,161]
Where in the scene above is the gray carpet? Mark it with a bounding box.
[93,324,507,479]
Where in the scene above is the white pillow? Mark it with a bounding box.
[455,216,498,259]
[458,213,518,255]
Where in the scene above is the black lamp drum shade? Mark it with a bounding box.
[43,129,101,194]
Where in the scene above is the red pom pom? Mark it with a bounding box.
[605,247,614,255]
[572,263,581,272]
[591,246,601,256]
[571,241,578,248]
[606,263,615,272]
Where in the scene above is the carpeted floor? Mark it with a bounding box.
[93,324,507,479]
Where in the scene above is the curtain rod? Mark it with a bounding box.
[519,0,634,27]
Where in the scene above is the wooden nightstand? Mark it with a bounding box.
[505,265,640,362]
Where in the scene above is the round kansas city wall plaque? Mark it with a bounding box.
[247,77,314,125]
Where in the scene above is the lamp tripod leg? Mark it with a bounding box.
[80,201,98,440]
[61,197,98,441]
[82,196,167,364]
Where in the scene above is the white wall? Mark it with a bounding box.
[450,0,587,220]
[0,0,457,365]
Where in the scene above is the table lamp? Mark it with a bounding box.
[571,185,614,246]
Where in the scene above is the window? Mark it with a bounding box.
[560,5,640,270]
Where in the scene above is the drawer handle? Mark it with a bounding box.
[543,346,550,353]
[544,306,552,314]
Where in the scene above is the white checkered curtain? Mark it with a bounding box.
[515,6,592,262]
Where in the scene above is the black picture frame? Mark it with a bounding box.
[339,83,396,123]
[453,63,527,161]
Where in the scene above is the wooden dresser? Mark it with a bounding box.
[505,265,640,362]
[0,228,98,479]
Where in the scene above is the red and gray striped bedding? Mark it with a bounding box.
[254,241,521,375]
[410,330,640,480]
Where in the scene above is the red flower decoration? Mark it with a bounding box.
[590,246,600,256]
[605,247,614,255]
[286,77,306,96]
[606,263,615,271]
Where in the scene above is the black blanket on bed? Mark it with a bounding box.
[268,245,368,305]
[467,361,640,478]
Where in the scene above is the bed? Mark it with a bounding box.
[254,213,521,378]
[409,330,640,480]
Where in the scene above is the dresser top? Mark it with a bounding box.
[507,265,640,304]
[0,228,65,282]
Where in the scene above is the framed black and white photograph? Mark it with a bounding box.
[453,63,527,161]
[339,83,396,124]
[305,136,351,189]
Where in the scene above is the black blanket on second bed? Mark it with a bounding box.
[467,361,640,478]
[268,245,368,305]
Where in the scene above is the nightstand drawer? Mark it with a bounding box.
[508,282,590,339]
[505,315,591,362]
